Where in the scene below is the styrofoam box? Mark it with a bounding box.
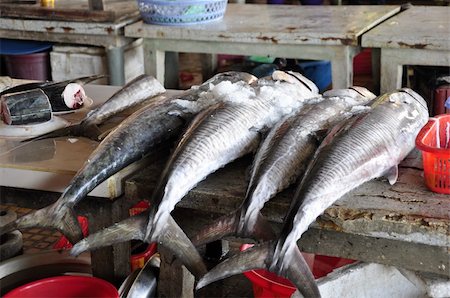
[50,38,144,85]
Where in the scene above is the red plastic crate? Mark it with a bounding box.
[415,114,450,194]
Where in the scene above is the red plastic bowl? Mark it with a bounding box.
[4,276,119,298]
[240,244,355,298]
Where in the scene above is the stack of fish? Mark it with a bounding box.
[0,71,429,297]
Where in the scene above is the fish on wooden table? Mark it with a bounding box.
[0,75,104,112]
[196,88,429,297]
[70,71,320,279]
[0,72,258,253]
[22,74,166,142]
[192,87,376,246]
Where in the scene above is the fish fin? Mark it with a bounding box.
[192,211,240,247]
[152,102,226,199]
[197,242,320,298]
[78,123,104,141]
[71,212,149,256]
[284,246,321,298]
[150,215,207,279]
[384,165,399,185]
[197,242,275,290]
[20,124,82,142]
[0,203,83,245]
[246,212,277,241]
[247,117,293,198]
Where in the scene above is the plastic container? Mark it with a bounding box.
[353,49,372,75]
[4,52,50,81]
[137,0,227,25]
[433,85,450,115]
[301,0,323,4]
[415,114,450,194]
[240,244,354,298]
[3,276,119,298]
[298,60,332,92]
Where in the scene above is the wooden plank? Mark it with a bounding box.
[362,6,450,51]
[0,1,139,23]
[125,4,401,46]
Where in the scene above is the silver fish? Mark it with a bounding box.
[23,74,166,142]
[197,88,429,297]
[0,72,258,258]
[192,87,376,245]
[70,71,319,278]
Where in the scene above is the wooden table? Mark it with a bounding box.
[125,4,401,89]
[0,1,141,86]
[125,149,449,295]
[362,6,450,94]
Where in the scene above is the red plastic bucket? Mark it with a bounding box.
[240,244,354,298]
[4,52,50,81]
[4,276,119,298]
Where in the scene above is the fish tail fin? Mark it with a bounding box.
[284,246,321,298]
[196,242,275,289]
[71,212,149,256]
[0,203,83,245]
[197,242,320,298]
[150,215,207,279]
[192,211,240,247]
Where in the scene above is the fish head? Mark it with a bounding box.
[202,71,258,88]
[62,83,86,109]
[380,89,429,155]
[323,86,376,106]
[271,70,319,95]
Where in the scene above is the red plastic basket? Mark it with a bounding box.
[415,114,450,194]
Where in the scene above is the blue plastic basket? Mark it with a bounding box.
[137,0,227,26]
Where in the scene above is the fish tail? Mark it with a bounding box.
[150,215,207,279]
[0,203,83,245]
[71,212,149,256]
[196,242,275,289]
[197,242,320,298]
[192,211,240,246]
